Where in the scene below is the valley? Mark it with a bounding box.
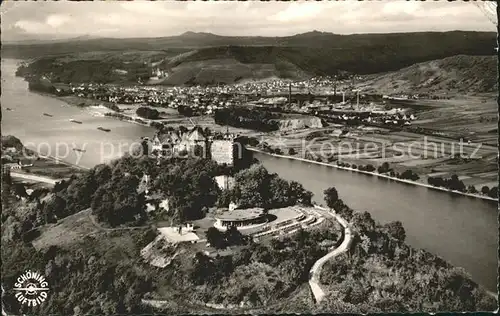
[2,9,498,313]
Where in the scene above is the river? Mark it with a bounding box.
[1,59,498,292]
[1,59,155,168]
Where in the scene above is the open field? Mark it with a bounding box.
[254,91,497,192]
[21,158,85,179]
[3,144,86,180]
[32,208,151,265]
[32,209,98,250]
[261,121,497,192]
[410,96,498,145]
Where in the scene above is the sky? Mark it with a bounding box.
[1,1,497,42]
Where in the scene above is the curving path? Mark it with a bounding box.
[86,209,149,231]
[308,206,353,304]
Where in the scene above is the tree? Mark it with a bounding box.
[288,148,296,155]
[203,127,211,136]
[43,195,66,221]
[400,169,420,181]
[178,105,194,117]
[225,225,247,246]
[377,162,390,174]
[268,176,292,208]
[233,164,270,208]
[91,175,146,227]
[136,107,159,119]
[333,199,354,220]
[382,221,406,242]
[206,227,226,249]
[153,158,220,221]
[467,185,477,194]
[351,211,375,234]
[217,189,234,208]
[481,186,490,195]
[365,164,375,172]
[2,216,22,242]
[94,164,112,185]
[288,181,313,205]
[13,183,27,198]
[487,186,498,199]
[324,187,339,209]
[448,174,465,192]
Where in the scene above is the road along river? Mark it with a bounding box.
[1,58,497,292]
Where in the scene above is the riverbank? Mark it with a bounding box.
[7,152,87,183]
[3,135,88,184]
[249,148,498,202]
[10,172,60,186]
[32,91,153,127]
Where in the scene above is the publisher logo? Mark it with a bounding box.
[13,270,49,307]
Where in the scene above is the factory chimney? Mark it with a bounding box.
[288,82,292,107]
[356,90,360,110]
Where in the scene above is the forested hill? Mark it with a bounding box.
[8,31,497,85]
[3,31,496,59]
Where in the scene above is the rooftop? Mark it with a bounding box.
[158,227,200,243]
[215,208,265,221]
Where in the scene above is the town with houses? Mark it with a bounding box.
[53,75,419,129]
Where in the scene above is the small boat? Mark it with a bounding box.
[97,127,111,132]
[72,148,86,153]
[43,113,53,117]
[6,108,12,111]
[69,119,82,124]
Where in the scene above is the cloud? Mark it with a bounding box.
[0,1,495,42]
[270,3,324,22]
[382,1,422,15]
[14,20,45,34]
[46,14,70,28]
[14,14,76,36]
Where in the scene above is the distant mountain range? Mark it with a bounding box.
[4,30,496,58]
[2,34,103,46]
[7,31,497,88]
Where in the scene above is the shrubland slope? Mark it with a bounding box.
[360,55,497,95]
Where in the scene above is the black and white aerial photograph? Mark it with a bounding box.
[1,1,498,315]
